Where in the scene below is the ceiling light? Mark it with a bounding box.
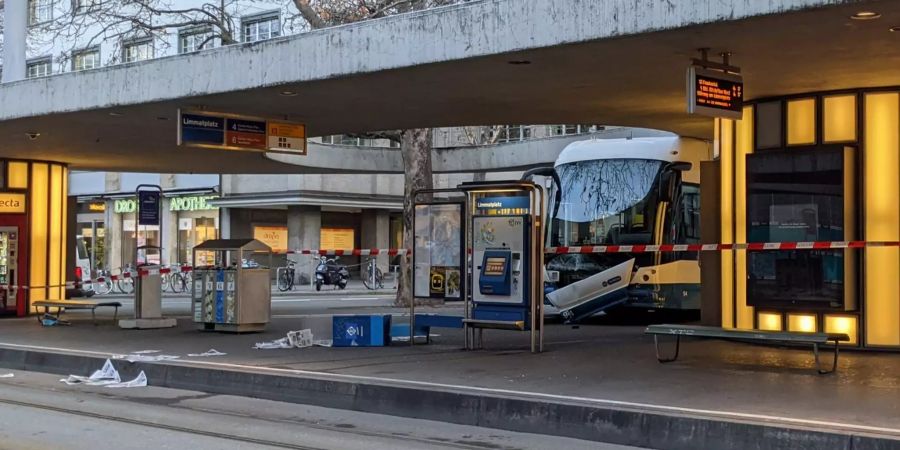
[280,90,299,97]
[850,11,881,20]
[108,111,124,117]
[508,60,532,65]
[890,26,900,32]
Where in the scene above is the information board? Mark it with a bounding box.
[414,203,464,300]
[178,110,307,155]
[138,190,160,226]
[686,66,743,119]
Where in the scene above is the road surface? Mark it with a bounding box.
[0,369,642,450]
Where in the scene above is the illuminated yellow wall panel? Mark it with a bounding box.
[787,98,816,145]
[757,312,783,331]
[49,165,63,301]
[719,119,735,328]
[29,164,49,303]
[7,162,28,189]
[60,167,68,302]
[824,315,858,345]
[864,93,900,346]
[787,313,818,333]
[824,95,857,142]
[734,107,754,329]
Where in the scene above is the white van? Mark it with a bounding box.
[67,236,94,298]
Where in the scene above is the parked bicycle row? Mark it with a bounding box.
[79,257,393,297]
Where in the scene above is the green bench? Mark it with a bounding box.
[645,324,850,375]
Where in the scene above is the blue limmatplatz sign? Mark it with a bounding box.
[180,113,225,145]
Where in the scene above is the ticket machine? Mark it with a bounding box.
[472,209,532,324]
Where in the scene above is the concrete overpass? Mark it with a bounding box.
[0,0,896,173]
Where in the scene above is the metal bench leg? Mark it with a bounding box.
[654,334,680,363]
[814,341,840,375]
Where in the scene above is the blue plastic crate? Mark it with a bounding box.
[332,315,392,347]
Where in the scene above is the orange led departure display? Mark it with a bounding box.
[687,66,744,120]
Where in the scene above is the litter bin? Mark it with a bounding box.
[135,264,162,319]
[191,239,272,332]
[332,315,392,347]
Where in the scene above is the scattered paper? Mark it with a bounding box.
[187,349,227,357]
[106,371,148,388]
[130,350,161,354]
[254,337,292,349]
[255,329,321,349]
[0,373,14,378]
[313,340,333,347]
[112,354,180,363]
[61,359,148,388]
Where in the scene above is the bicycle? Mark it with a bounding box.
[167,264,191,294]
[363,257,384,290]
[116,265,135,294]
[92,268,112,295]
[277,260,295,292]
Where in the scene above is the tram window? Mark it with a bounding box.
[681,185,700,241]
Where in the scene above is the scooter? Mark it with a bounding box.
[315,256,349,291]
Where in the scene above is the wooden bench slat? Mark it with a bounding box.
[645,324,849,343]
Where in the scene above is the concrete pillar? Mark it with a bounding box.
[108,204,123,271]
[161,197,178,265]
[287,205,321,283]
[1,0,27,83]
[361,209,390,272]
[219,207,231,239]
[105,173,121,192]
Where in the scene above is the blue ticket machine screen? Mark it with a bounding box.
[479,250,511,296]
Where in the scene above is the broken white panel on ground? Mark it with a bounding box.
[187,349,227,357]
[60,359,148,388]
[255,329,323,349]
[112,354,180,363]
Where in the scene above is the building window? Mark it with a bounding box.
[72,47,101,71]
[28,0,54,25]
[123,39,154,63]
[179,27,215,53]
[73,0,102,14]
[26,58,52,78]
[242,13,280,42]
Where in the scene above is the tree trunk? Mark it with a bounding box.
[396,128,433,307]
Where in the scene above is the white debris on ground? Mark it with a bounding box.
[112,354,180,363]
[254,329,332,349]
[0,373,13,378]
[187,349,227,357]
[130,350,161,354]
[60,359,148,388]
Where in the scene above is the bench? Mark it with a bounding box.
[645,324,850,375]
[391,314,464,344]
[32,300,123,325]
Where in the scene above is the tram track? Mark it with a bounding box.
[0,382,506,450]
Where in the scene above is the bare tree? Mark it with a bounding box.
[294,0,464,307]
[33,0,462,306]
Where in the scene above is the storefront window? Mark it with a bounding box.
[178,215,218,265]
[122,219,160,266]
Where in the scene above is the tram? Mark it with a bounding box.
[542,136,709,322]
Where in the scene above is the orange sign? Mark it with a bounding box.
[253,226,288,253]
[268,122,307,155]
[320,228,354,249]
[0,193,26,214]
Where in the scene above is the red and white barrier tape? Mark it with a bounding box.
[280,248,410,256]
[544,240,899,254]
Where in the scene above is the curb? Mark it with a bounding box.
[1,346,898,450]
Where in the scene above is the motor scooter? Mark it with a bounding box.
[315,256,349,291]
